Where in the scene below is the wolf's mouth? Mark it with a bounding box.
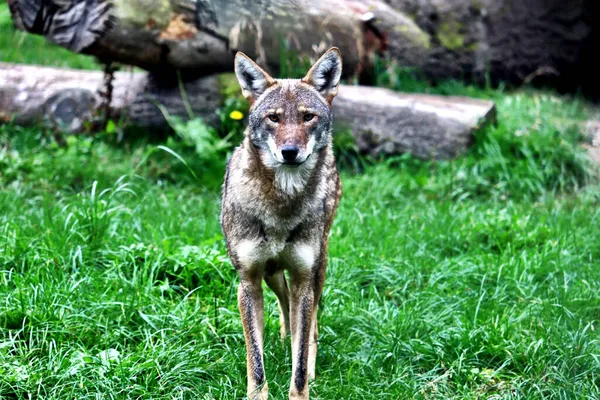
[280,153,311,167]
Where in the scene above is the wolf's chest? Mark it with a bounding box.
[234,231,316,273]
[239,236,286,264]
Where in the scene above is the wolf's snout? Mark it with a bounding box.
[281,146,299,162]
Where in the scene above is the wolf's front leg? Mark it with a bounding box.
[288,272,316,400]
[238,274,268,399]
[307,305,318,381]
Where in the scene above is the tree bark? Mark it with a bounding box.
[0,63,222,132]
[7,0,599,95]
[336,85,495,158]
[0,63,495,159]
[6,0,429,81]
[379,0,599,96]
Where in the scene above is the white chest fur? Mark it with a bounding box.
[235,237,317,274]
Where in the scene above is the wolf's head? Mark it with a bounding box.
[234,48,342,170]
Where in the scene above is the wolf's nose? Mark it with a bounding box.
[281,146,299,162]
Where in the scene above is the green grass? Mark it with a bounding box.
[1,87,600,399]
[2,2,600,397]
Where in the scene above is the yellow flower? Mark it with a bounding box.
[229,110,244,120]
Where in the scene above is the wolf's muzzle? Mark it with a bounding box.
[281,146,300,162]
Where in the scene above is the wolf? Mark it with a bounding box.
[219,47,343,400]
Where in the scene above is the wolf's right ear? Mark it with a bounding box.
[234,52,275,102]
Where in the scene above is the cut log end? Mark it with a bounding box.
[44,89,97,131]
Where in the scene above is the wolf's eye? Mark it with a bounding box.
[268,114,279,123]
[303,113,315,122]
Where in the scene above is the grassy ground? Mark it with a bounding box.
[1,94,599,399]
[2,2,600,399]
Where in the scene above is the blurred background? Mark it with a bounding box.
[1,0,600,398]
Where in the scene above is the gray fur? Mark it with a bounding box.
[303,48,342,100]
[234,53,274,100]
[221,48,343,400]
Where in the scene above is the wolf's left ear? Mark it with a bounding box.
[302,47,343,103]
[234,52,276,102]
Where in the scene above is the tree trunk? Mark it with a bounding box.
[380,0,599,96]
[7,0,599,95]
[0,63,222,132]
[6,0,428,81]
[0,63,495,159]
[336,85,495,158]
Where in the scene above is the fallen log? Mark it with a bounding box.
[383,0,599,96]
[7,0,600,96]
[6,0,429,82]
[0,63,222,132]
[336,86,495,158]
[0,63,496,159]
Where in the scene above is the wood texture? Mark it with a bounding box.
[6,0,431,82]
[7,0,598,95]
[0,63,496,159]
[381,0,599,95]
[0,63,221,131]
[335,85,496,159]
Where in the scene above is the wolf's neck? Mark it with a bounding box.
[245,138,322,197]
[273,161,316,196]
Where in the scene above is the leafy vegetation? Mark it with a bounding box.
[2,86,599,399]
[1,2,600,398]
